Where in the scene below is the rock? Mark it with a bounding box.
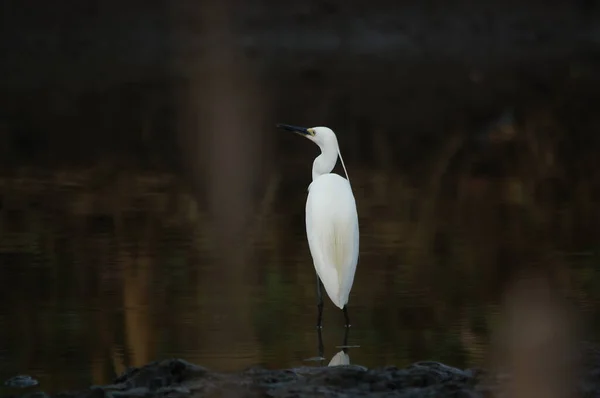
[111,387,150,398]
[90,383,129,391]
[4,375,39,388]
[112,359,208,390]
[155,386,191,396]
[9,346,600,398]
[20,393,50,398]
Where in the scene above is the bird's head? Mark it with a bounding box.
[277,124,338,149]
[278,123,350,183]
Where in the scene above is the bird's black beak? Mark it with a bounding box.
[277,123,313,136]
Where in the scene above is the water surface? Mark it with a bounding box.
[0,159,598,394]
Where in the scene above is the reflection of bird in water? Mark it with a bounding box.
[328,350,350,366]
[278,124,359,330]
[308,319,356,365]
[328,326,352,366]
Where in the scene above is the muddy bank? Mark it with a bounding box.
[7,346,600,398]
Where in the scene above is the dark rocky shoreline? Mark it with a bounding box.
[7,346,600,398]
[6,359,489,398]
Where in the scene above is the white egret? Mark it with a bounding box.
[277,124,359,329]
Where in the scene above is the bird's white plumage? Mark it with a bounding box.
[279,124,359,314]
[306,173,359,309]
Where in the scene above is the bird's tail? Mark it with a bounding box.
[333,291,346,310]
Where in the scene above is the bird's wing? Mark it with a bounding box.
[337,215,359,307]
[306,175,359,309]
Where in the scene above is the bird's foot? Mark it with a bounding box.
[344,324,352,328]
[316,325,323,329]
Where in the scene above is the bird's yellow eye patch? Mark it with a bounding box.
[307,128,315,136]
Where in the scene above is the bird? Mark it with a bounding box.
[277,124,359,329]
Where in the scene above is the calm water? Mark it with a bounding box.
[0,157,599,394]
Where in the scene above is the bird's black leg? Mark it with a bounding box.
[343,305,351,328]
[316,274,324,329]
[342,324,350,352]
[317,324,324,362]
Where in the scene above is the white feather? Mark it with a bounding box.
[306,173,359,309]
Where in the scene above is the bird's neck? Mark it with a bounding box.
[312,145,339,181]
